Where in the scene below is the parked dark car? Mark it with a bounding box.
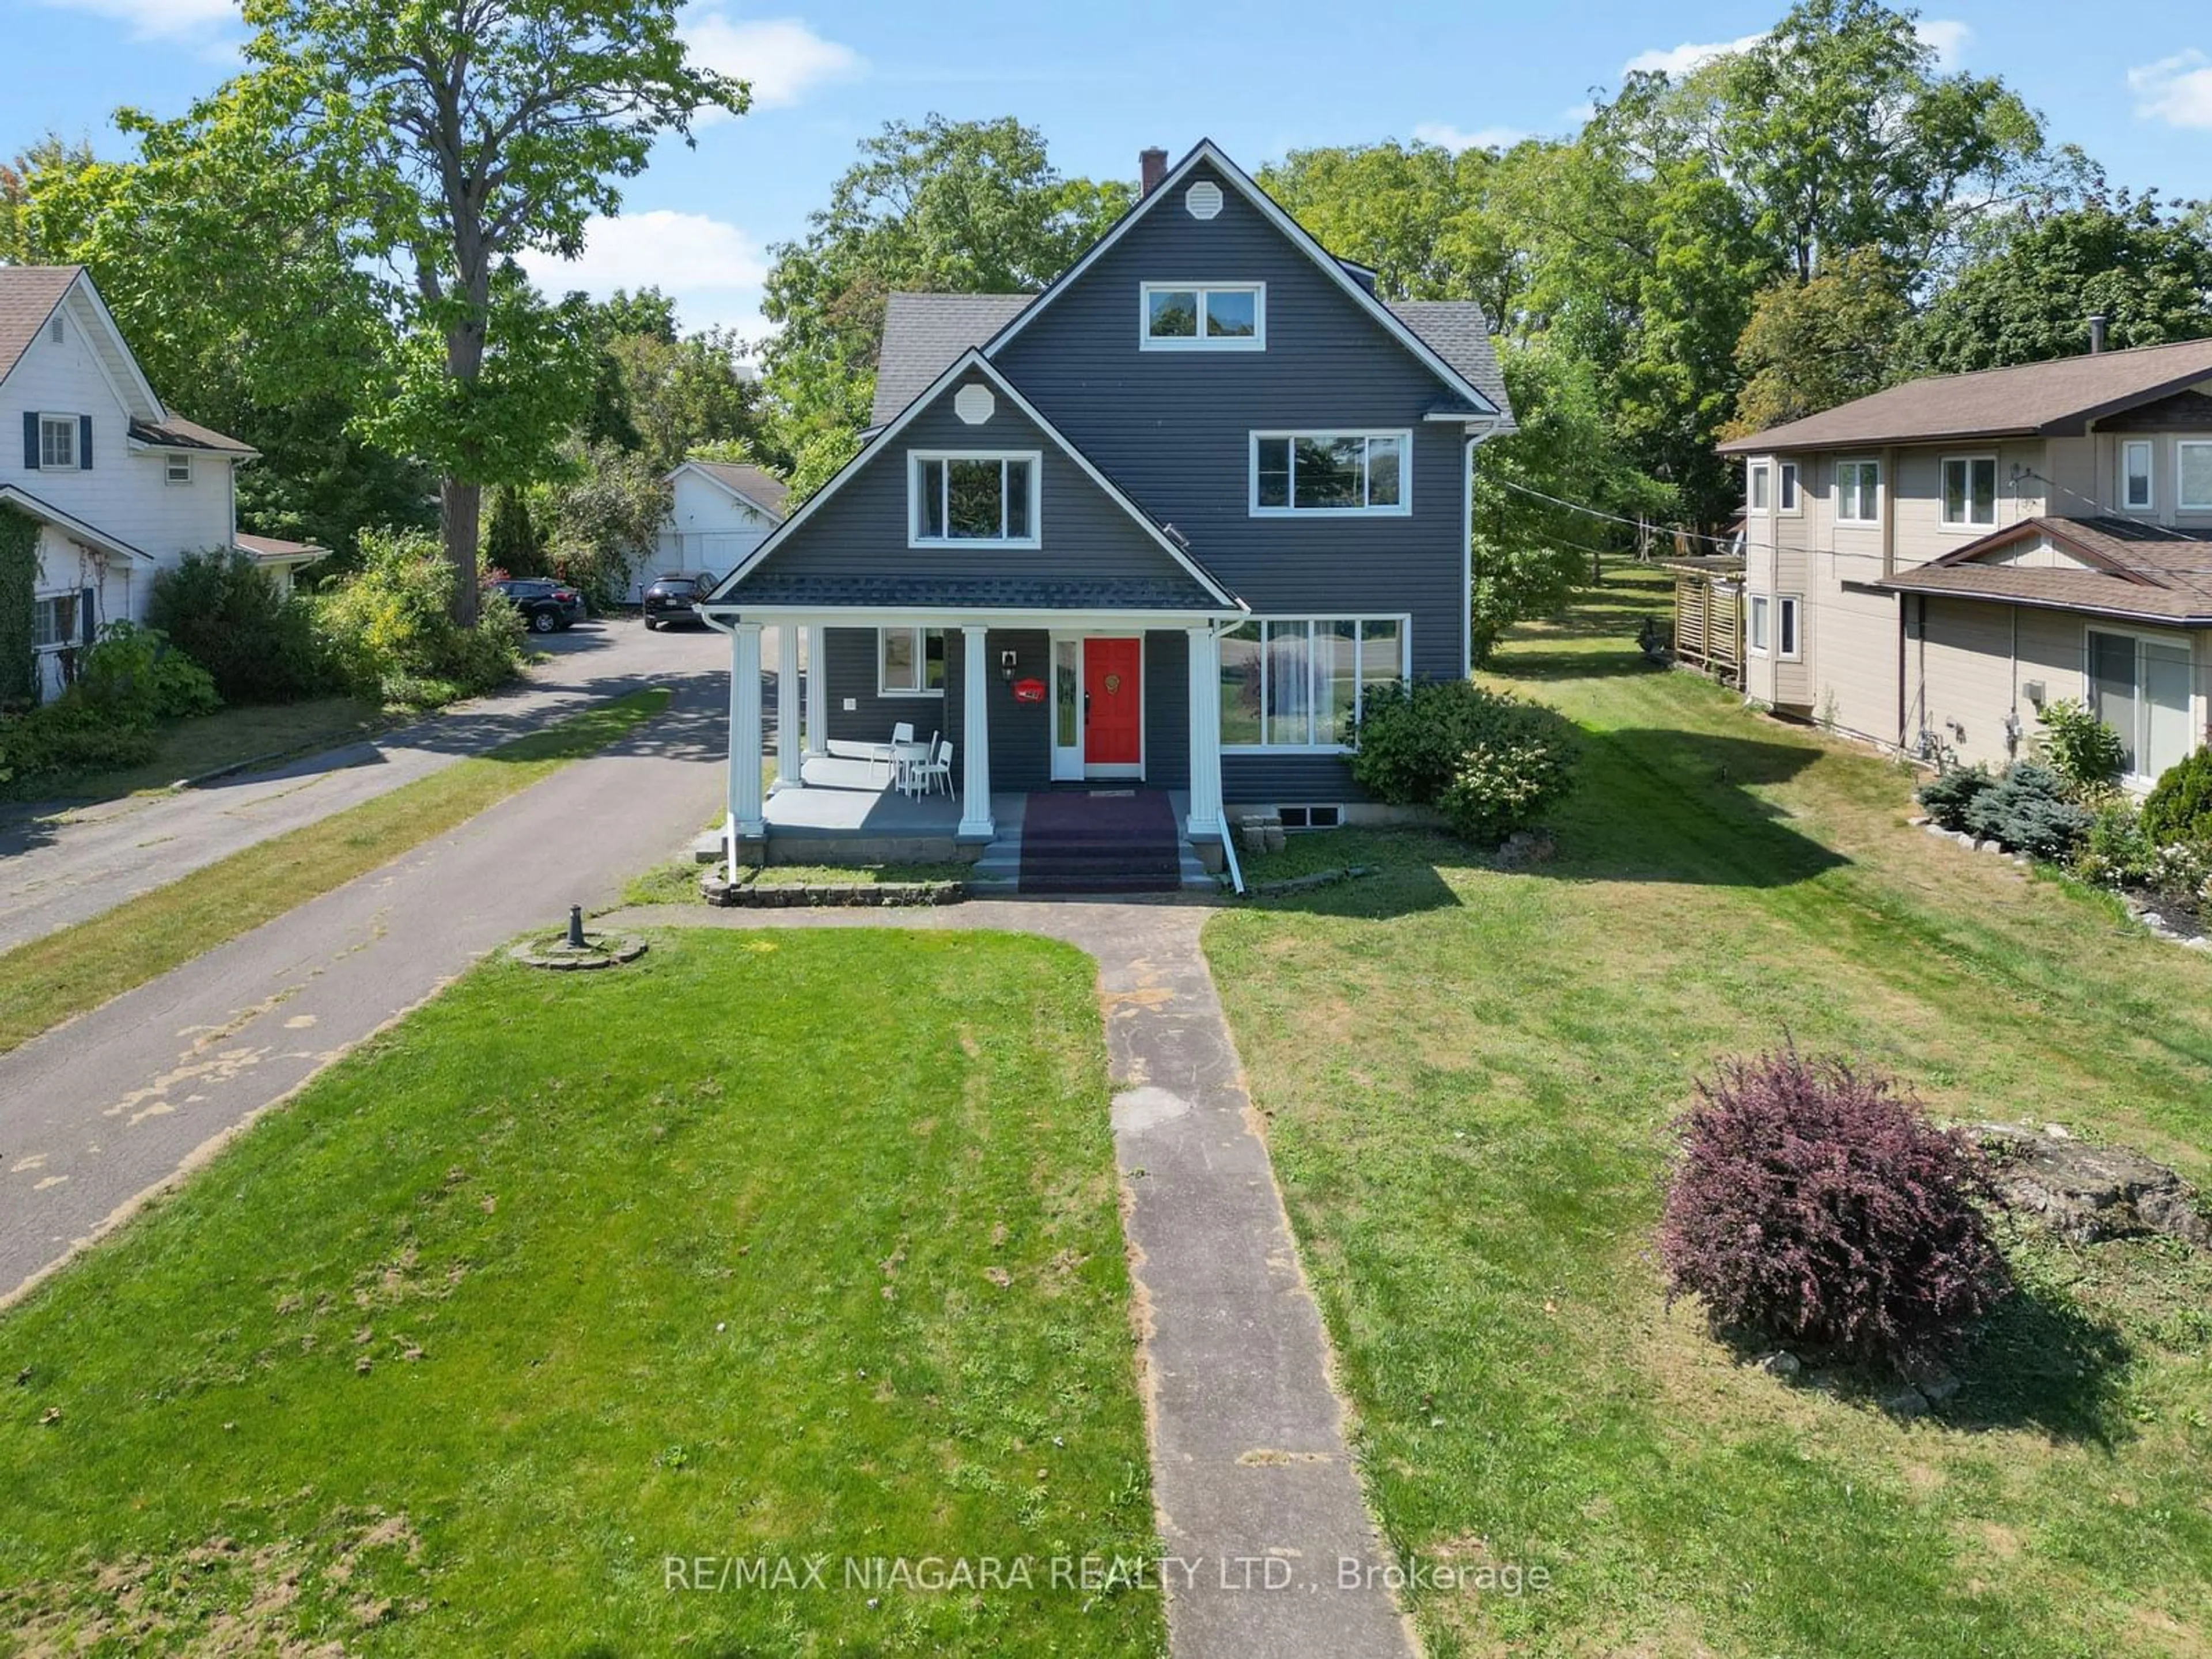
[642,573,715,630]
[490,577,586,634]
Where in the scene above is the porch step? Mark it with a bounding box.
[1017,789,1181,895]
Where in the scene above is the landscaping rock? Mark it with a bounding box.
[1907,813,1931,827]
[1494,830,1559,870]
[1879,1385,1930,1418]
[1753,1350,1801,1379]
[1975,1124,2211,1251]
[1975,838,2005,855]
[1915,1371,1961,1406]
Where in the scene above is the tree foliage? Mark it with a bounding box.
[1729,248,1911,435]
[540,438,670,604]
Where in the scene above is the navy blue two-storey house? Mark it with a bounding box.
[702,140,1513,884]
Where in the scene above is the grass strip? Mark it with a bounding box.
[0,687,670,1055]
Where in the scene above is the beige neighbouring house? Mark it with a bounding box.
[1718,336,2212,787]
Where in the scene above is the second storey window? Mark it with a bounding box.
[1837,458,1881,525]
[2179,441,2212,512]
[1941,456,1997,528]
[910,452,1040,547]
[1141,282,1264,349]
[39,414,77,470]
[2122,440,2155,510]
[1778,461,1800,512]
[1748,461,1771,512]
[1252,432,1410,515]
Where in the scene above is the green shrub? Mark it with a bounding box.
[314,529,527,707]
[2034,698,2126,795]
[0,700,159,781]
[2142,748,2212,849]
[1914,765,1992,832]
[2071,796,2154,889]
[147,550,333,704]
[0,621,218,784]
[1963,762,2093,860]
[1350,678,1578,844]
[1440,732,1578,844]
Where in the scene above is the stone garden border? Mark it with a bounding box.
[700,874,965,909]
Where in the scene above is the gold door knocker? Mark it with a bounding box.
[1104,673,1121,694]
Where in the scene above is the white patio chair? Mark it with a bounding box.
[870,721,916,786]
[918,740,953,797]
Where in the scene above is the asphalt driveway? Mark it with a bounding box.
[0,616,739,954]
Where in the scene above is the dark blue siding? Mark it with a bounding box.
[993,159,1469,680]
[821,626,946,748]
[1143,629,1190,788]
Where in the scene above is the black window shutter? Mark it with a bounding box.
[78,415,93,469]
[80,586,96,645]
[21,412,36,470]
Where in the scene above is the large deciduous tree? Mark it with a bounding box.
[1729,248,1911,435]
[756,115,1129,499]
[214,0,747,619]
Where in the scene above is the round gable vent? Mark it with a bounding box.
[1185,180,1224,221]
[953,383,996,426]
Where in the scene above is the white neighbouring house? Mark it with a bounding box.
[1,265,325,701]
[643,459,788,600]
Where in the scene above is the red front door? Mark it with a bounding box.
[1084,637,1142,768]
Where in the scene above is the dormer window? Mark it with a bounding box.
[1141,282,1264,350]
[910,451,1041,547]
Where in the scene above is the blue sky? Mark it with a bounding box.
[5,0,2209,350]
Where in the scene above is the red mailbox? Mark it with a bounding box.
[1010,676,1047,704]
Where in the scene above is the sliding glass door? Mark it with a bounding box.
[2088,629,2196,783]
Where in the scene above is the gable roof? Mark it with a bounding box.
[0,266,81,385]
[872,293,1039,426]
[0,483,157,563]
[980,141,1506,424]
[673,459,790,520]
[707,347,1243,614]
[1720,338,2212,455]
[235,532,328,567]
[130,414,256,456]
[1877,516,2212,624]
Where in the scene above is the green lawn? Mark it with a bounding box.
[624,857,975,905]
[0,688,669,1056]
[1207,567,2212,1658]
[0,929,1162,1657]
[0,695,386,805]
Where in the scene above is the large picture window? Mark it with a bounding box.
[878,627,946,695]
[1251,432,1410,515]
[2089,628,2193,782]
[1141,282,1264,349]
[1219,617,1405,750]
[910,452,1040,547]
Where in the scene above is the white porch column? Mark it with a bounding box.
[729,623,766,866]
[1185,624,1224,838]
[959,624,994,839]
[772,623,802,791]
[803,623,829,759]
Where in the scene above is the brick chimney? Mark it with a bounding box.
[1139,147,1169,198]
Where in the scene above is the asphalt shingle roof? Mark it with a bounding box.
[718,572,1229,612]
[129,414,255,454]
[683,459,789,518]
[1720,339,2212,454]
[1879,516,2212,623]
[0,266,83,387]
[1382,300,1509,416]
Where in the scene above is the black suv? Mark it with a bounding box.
[642,573,714,630]
[489,577,586,634]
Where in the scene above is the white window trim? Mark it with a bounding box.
[31,590,80,652]
[1747,593,1771,657]
[2083,622,2198,785]
[165,452,193,486]
[1138,281,1266,351]
[1777,595,1803,662]
[1836,457,1883,526]
[2120,438,2156,513]
[1248,430,1414,518]
[1219,615,1410,753]
[907,450,1043,550]
[1938,453,1999,531]
[1778,460,1801,516]
[2177,440,2212,513]
[36,413,77,471]
[876,626,946,698]
[1747,460,1771,513]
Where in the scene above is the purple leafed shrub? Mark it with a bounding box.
[1658,1049,2012,1365]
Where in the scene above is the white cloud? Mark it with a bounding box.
[680,10,865,113]
[1622,33,1763,78]
[519,210,771,340]
[1916,19,1971,67]
[39,0,237,41]
[1412,122,1528,154]
[2130,50,2212,128]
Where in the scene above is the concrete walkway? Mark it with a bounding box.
[0,675,727,1306]
[600,898,1419,1659]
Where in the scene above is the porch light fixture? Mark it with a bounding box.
[1000,648,1018,683]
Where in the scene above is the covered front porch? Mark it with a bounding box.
[710,613,1233,882]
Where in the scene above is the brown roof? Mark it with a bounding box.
[235,532,327,563]
[1878,516,2212,624]
[0,266,84,385]
[130,414,256,455]
[1719,338,2212,454]
[681,459,787,519]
